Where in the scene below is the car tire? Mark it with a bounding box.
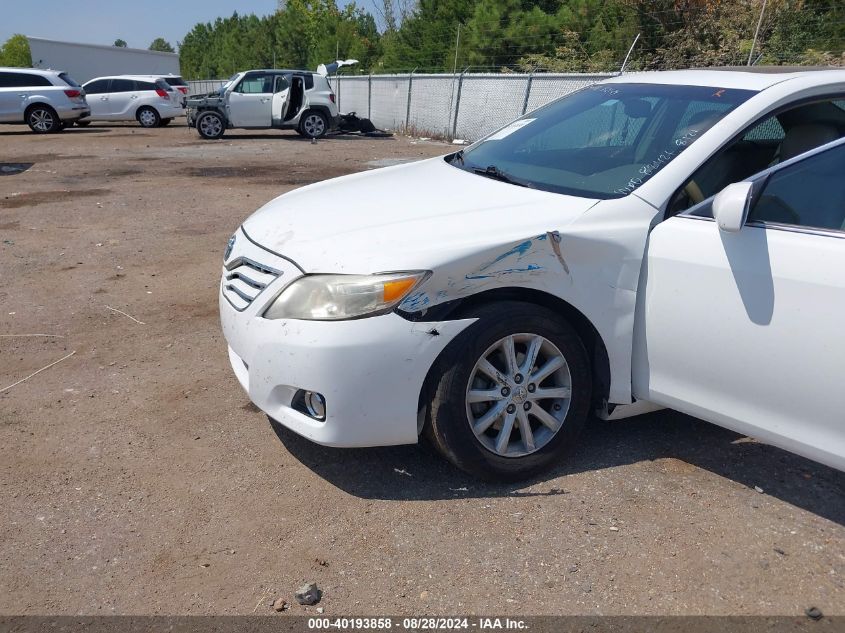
[25,105,62,134]
[160,118,172,127]
[422,302,591,481]
[136,106,160,128]
[196,111,225,140]
[298,110,328,139]
[75,120,91,127]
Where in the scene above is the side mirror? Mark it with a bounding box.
[713,181,753,233]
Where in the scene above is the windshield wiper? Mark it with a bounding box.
[473,164,532,188]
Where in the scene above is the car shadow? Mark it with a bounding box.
[185,132,397,142]
[0,128,108,136]
[269,410,844,525]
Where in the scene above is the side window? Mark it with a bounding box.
[0,72,13,87]
[110,79,136,93]
[303,74,314,90]
[136,81,157,91]
[84,79,111,94]
[18,73,52,87]
[748,143,845,232]
[670,96,845,215]
[235,74,272,94]
[274,75,289,93]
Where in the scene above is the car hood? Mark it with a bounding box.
[241,157,600,273]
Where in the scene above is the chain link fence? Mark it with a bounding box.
[335,72,616,141]
[188,72,617,141]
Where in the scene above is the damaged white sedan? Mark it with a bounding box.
[221,69,845,480]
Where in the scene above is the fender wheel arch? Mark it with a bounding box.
[416,288,611,423]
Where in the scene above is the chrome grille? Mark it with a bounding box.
[222,257,282,311]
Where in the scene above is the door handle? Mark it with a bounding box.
[18,93,27,98]
[260,98,270,103]
[131,95,138,99]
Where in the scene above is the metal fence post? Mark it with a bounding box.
[337,72,340,114]
[451,69,466,140]
[521,70,534,115]
[368,73,372,120]
[405,69,415,132]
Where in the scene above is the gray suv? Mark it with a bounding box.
[187,69,338,140]
[0,67,90,133]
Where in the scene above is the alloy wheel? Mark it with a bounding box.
[303,114,325,138]
[30,109,54,132]
[200,115,222,137]
[465,333,572,458]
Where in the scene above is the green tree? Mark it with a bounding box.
[148,38,175,53]
[113,39,128,47]
[0,34,32,67]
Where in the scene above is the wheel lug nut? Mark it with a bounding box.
[527,383,536,393]
[514,374,524,384]
[523,402,531,411]
[501,387,510,397]
[506,404,516,414]
[554,403,562,411]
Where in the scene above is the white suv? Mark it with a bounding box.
[78,75,185,127]
[187,69,338,139]
[0,67,90,133]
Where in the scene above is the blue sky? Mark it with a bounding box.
[2,0,380,51]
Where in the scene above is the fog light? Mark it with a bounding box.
[304,391,326,420]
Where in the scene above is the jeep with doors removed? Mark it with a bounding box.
[187,69,338,140]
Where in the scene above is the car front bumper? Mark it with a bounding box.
[219,228,474,447]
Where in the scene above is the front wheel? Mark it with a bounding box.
[26,105,62,133]
[136,106,160,128]
[422,302,591,481]
[196,111,225,139]
[298,111,328,139]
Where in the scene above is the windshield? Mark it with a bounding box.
[218,75,239,95]
[449,83,755,199]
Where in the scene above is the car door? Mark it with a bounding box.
[83,79,112,117]
[227,73,273,127]
[270,75,290,126]
[636,140,845,471]
[0,72,20,121]
[107,78,137,119]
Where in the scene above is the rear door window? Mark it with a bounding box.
[109,79,136,93]
[1,73,52,87]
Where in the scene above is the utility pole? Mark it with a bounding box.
[748,0,768,66]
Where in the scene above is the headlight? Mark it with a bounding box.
[263,271,430,321]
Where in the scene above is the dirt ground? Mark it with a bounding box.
[0,121,843,617]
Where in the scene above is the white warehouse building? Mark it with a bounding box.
[27,37,180,83]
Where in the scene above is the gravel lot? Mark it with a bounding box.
[1,122,843,617]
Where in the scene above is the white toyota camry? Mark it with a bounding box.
[220,69,845,480]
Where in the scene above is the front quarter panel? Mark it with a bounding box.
[400,195,660,405]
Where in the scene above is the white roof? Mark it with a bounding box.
[605,68,845,91]
[86,74,170,82]
[0,66,63,76]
